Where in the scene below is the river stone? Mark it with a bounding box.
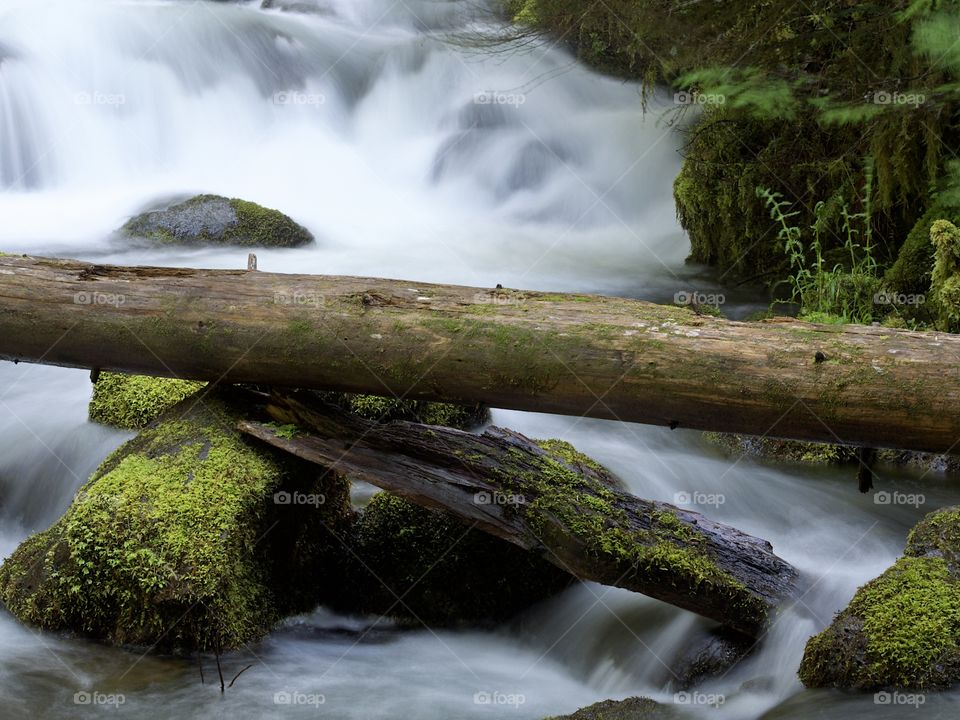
[544,697,676,719]
[799,505,960,690]
[671,628,753,690]
[119,194,314,248]
[261,0,334,14]
[0,390,351,652]
[335,492,574,626]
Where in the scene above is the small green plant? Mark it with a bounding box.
[264,422,301,440]
[758,173,880,323]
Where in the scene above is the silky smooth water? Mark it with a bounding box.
[0,1,958,718]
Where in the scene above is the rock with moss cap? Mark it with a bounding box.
[544,697,675,720]
[119,194,314,248]
[799,505,960,690]
[88,371,205,430]
[336,492,574,626]
[0,390,351,652]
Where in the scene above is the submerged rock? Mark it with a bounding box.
[671,628,753,690]
[261,0,334,14]
[544,697,675,720]
[799,506,960,690]
[338,492,574,625]
[119,194,314,248]
[88,372,205,430]
[0,392,351,652]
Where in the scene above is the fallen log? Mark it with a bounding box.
[238,391,799,638]
[0,253,957,452]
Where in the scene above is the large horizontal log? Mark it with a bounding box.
[238,391,798,638]
[0,253,957,452]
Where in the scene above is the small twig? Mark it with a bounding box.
[198,653,205,685]
[228,664,254,689]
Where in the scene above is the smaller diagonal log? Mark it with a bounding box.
[237,392,798,638]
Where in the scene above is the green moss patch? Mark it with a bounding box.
[88,372,205,430]
[492,440,762,621]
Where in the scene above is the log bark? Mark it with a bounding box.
[237,391,798,638]
[0,253,958,452]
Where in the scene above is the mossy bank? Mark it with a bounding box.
[505,0,960,296]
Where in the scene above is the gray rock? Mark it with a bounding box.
[119,194,314,248]
[544,697,677,720]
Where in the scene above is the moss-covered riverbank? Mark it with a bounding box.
[505,0,960,325]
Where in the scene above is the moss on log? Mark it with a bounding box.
[0,254,959,453]
[239,391,798,638]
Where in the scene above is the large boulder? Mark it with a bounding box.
[119,194,314,248]
[799,506,960,690]
[0,391,351,651]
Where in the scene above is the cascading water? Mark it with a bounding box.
[1,1,958,718]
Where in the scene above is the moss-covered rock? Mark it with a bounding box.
[321,391,489,430]
[886,203,960,295]
[930,219,960,331]
[338,492,573,626]
[0,391,351,652]
[543,697,675,720]
[799,506,960,690]
[119,194,314,248]
[88,372,205,430]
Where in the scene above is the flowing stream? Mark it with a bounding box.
[1,1,959,718]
